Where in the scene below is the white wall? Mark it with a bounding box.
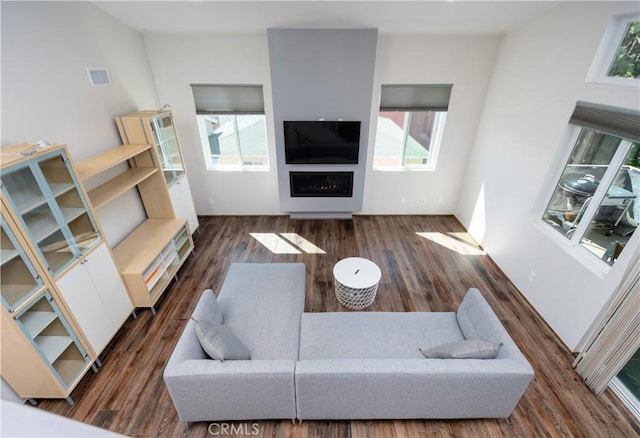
[1,1,159,245]
[362,35,499,214]
[143,34,281,215]
[145,32,499,216]
[456,2,640,350]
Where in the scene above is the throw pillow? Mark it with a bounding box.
[419,339,502,359]
[203,289,224,324]
[195,319,251,361]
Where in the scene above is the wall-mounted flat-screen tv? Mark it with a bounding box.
[284,121,360,164]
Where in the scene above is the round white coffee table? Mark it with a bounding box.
[333,257,382,309]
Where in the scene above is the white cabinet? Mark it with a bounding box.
[56,243,132,354]
[168,175,198,235]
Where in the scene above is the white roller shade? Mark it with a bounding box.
[380,84,453,111]
[191,84,264,114]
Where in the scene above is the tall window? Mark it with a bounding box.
[192,84,269,170]
[542,102,639,266]
[373,84,451,170]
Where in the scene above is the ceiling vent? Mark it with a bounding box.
[87,68,111,86]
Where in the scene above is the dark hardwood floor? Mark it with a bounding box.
[38,215,640,437]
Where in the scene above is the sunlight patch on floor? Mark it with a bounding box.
[280,233,326,254]
[250,233,301,254]
[416,232,486,256]
[249,233,326,254]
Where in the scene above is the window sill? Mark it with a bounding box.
[533,220,612,279]
[372,166,436,172]
[586,77,640,88]
[205,166,270,173]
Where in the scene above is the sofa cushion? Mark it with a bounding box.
[216,263,306,360]
[300,312,464,359]
[419,339,502,359]
[200,289,224,324]
[195,319,251,361]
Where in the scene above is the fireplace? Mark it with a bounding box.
[290,172,353,198]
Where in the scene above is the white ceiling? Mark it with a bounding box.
[93,1,559,35]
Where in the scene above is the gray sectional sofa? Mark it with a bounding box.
[164,262,534,422]
[164,263,305,421]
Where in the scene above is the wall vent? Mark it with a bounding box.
[87,68,111,86]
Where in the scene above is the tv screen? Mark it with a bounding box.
[284,121,360,164]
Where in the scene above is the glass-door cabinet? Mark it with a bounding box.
[12,291,91,396]
[1,201,92,402]
[1,215,44,312]
[150,112,185,185]
[116,110,186,186]
[0,145,100,277]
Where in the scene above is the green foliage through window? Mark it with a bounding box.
[625,143,640,168]
[608,21,640,79]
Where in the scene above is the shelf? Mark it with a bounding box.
[9,183,74,215]
[36,335,74,363]
[9,186,46,215]
[1,284,41,308]
[149,275,172,303]
[61,207,86,223]
[49,183,76,199]
[0,249,20,264]
[21,311,57,338]
[86,167,157,209]
[113,219,188,275]
[114,219,192,309]
[76,144,152,180]
[53,357,86,386]
[25,207,84,244]
[25,210,63,243]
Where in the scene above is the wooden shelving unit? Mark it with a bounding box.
[116,110,199,234]
[76,144,158,210]
[112,219,192,312]
[77,143,193,312]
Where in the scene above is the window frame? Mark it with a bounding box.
[589,13,640,86]
[537,125,637,275]
[372,110,448,172]
[192,84,269,172]
[373,84,451,172]
[196,113,270,172]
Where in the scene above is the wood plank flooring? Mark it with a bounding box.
[37,215,640,437]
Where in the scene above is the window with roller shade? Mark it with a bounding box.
[373,84,451,170]
[191,84,269,170]
[541,102,640,266]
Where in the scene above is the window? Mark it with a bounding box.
[192,84,269,170]
[542,102,640,266]
[373,84,451,170]
[590,13,640,85]
[607,17,640,80]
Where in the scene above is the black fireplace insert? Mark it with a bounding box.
[290,171,354,197]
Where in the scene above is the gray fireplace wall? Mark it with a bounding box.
[267,28,378,216]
